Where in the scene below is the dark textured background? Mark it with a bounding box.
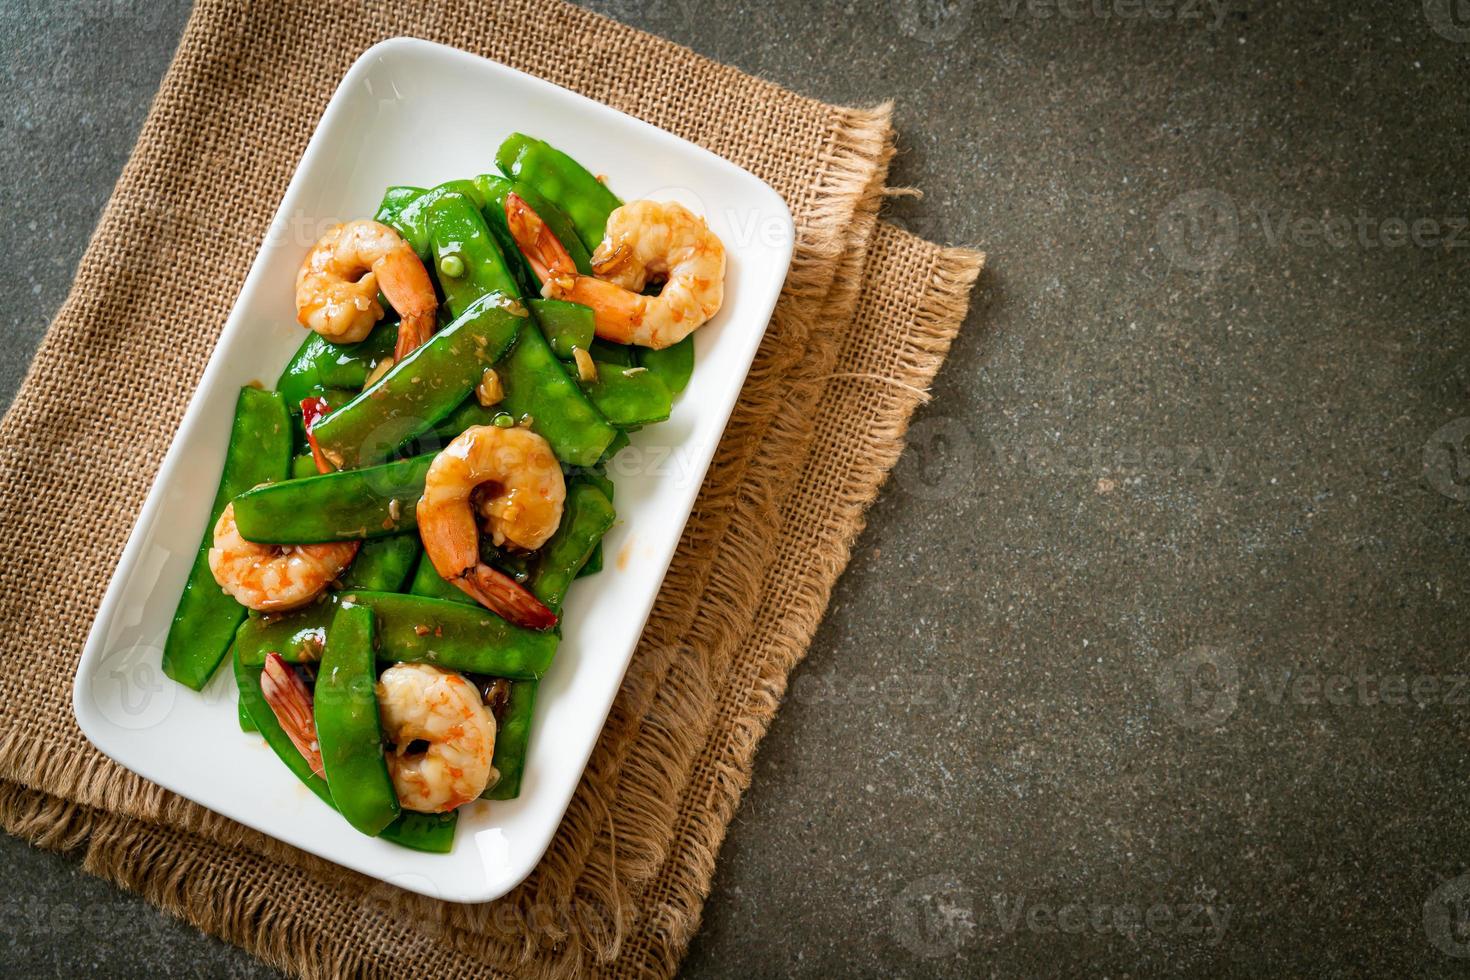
[3,1,1469,976]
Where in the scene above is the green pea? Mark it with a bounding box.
[439,253,465,278]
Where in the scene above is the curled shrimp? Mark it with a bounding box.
[295,220,438,360]
[417,425,563,630]
[208,503,357,612]
[505,195,725,350]
[377,663,498,813]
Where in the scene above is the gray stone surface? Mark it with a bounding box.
[3,0,1469,976]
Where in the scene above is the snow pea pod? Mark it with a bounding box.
[429,398,499,443]
[408,550,468,604]
[340,534,420,592]
[310,292,527,470]
[374,185,431,260]
[589,338,636,366]
[234,603,332,665]
[530,481,616,612]
[273,318,397,405]
[637,333,695,396]
[162,388,291,690]
[500,320,617,467]
[581,364,672,427]
[423,189,520,310]
[529,298,594,359]
[495,134,622,252]
[339,591,558,678]
[315,603,399,836]
[234,646,456,851]
[483,681,537,801]
[235,591,556,678]
[232,453,434,543]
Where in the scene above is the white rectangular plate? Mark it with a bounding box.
[73,37,793,903]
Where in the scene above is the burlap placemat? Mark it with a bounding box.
[0,2,983,977]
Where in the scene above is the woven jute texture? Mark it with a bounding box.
[0,2,984,977]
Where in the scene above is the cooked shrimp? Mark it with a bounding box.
[505,195,725,350]
[417,425,563,630]
[295,220,438,360]
[208,503,357,612]
[377,663,497,813]
[259,653,325,777]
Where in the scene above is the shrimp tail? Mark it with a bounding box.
[393,312,436,362]
[300,397,337,475]
[453,563,559,631]
[260,653,325,778]
[504,193,577,286]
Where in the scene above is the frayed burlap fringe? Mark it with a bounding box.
[0,1,985,977]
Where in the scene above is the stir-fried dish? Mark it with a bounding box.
[160,134,725,852]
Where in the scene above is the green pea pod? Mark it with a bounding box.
[423,189,520,310]
[379,811,457,853]
[290,454,318,480]
[472,174,545,294]
[574,469,614,579]
[235,603,332,665]
[529,299,595,359]
[237,592,558,678]
[374,185,430,260]
[342,591,558,678]
[340,534,420,592]
[235,645,456,852]
[232,453,434,543]
[162,388,292,690]
[496,134,622,251]
[276,320,398,410]
[578,545,603,578]
[530,481,616,612]
[589,338,636,366]
[637,333,695,396]
[238,694,256,732]
[408,550,470,604]
[430,398,499,443]
[433,178,485,210]
[315,603,399,836]
[483,680,537,801]
[500,320,617,467]
[311,292,527,470]
[581,365,672,427]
